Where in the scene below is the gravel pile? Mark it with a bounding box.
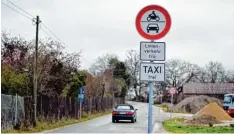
[171,95,222,114]
[193,102,233,121]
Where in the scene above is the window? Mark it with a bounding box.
[232,97,234,102]
[224,96,232,104]
[116,105,133,110]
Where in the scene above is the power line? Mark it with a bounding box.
[41,23,66,44]
[40,22,71,51]
[40,27,52,38]
[1,1,33,21]
[6,0,34,18]
[40,27,72,55]
[2,0,71,52]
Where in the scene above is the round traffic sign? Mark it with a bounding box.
[135,5,171,40]
[169,87,176,95]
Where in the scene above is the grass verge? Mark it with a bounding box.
[155,104,169,112]
[2,110,111,133]
[163,118,234,133]
[155,104,188,114]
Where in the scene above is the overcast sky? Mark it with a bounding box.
[1,0,234,70]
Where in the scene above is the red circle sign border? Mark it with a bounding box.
[169,87,176,94]
[135,5,171,40]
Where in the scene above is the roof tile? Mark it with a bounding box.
[183,83,234,94]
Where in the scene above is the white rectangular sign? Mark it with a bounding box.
[140,42,165,61]
[140,62,165,82]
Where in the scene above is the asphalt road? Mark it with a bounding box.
[44,101,192,133]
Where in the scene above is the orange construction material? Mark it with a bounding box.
[194,102,233,121]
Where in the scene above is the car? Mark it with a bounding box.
[147,23,159,33]
[112,104,137,123]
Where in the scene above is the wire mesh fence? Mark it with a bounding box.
[1,93,124,130]
[1,94,25,130]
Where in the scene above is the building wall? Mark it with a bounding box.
[183,94,225,100]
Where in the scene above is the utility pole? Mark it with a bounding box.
[33,15,40,127]
[111,67,115,108]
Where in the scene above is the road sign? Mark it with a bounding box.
[135,5,171,40]
[78,94,84,99]
[79,86,85,94]
[169,87,176,95]
[140,41,165,61]
[78,87,85,104]
[140,62,165,82]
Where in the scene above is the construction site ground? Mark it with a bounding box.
[157,95,234,133]
[156,106,234,133]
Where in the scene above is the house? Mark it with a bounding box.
[178,82,234,101]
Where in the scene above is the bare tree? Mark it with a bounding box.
[85,74,104,97]
[89,53,118,76]
[125,49,140,100]
[165,59,190,87]
[205,61,226,83]
[226,69,234,82]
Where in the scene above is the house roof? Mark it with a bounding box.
[183,82,234,94]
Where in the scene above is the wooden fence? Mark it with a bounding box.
[1,94,124,130]
[24,95,124,122]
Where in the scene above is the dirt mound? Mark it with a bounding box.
[171,95,222,114]
[185,115,221,126]
[194,102,233,121]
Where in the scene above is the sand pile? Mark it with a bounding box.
[185,115,221,126]
[194,102,233,121]
[171,95,222,114]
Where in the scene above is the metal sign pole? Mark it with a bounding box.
[148,81,153,133]
[78,87,84,119]
[172,94,173,106]
[170,93,173,119]
[80,99,82,119]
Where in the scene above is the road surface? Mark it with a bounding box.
[43,101,192,133]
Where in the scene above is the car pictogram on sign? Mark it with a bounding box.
[147,23,159,33]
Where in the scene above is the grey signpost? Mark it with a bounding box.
[135,4,171,133]
[169,87,176,118]
[78,87,84,119]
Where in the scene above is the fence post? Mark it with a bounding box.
[75,97,77,118]
[65,96,67,118]
[14,94,18,126]
[90,98,92,114]
[69,97,71,119]
[57,97,60,121]
[40,95,43,116]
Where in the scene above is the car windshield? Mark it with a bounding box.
[148,24,157,26]
[116,105,131,110]
[224,96,232,104]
